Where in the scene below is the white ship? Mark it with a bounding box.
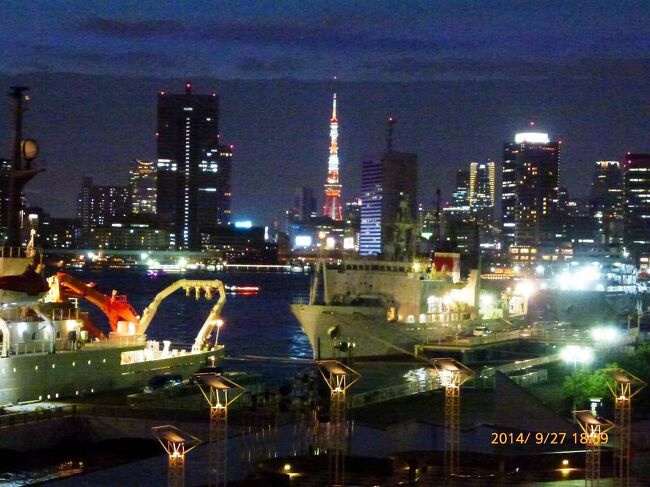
[0,245,227,405]
[291,254,526,360]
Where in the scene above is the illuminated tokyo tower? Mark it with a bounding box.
[323,93,343,220]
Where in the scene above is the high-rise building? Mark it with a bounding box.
[77,177,129,245]
[624,153,650,253]
[502,132,560,246]
[359,160,383,255]
[129,159,157,215]
[452,170,470,207]
[322,93,342,221]
[590,161,624,246]
[358,151,418,257]
[196,144,232,228]
[292,186,317,222]
[157,82,230,250]
[469,160,496,220]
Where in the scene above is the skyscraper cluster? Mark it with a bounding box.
[8,82,648,266]
[70,82,235,251]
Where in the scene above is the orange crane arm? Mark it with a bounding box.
[53,272,140,332]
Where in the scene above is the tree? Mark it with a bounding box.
[562,369,609,410]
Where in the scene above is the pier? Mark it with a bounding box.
[415,326,637,355]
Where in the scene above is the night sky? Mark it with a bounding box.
[0,1,649,225]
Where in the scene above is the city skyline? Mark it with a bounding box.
[1,75,647,227]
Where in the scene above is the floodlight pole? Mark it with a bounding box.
[615,384,630,487]
[319,361,360,487]
[574,411,614,487]
[606,369,646,487]
[152,425,200,487]
[444,372,461,476]
[196,374,245,487]
[432,358,472,478]
[168,443,187,487]
[211,400,228,487]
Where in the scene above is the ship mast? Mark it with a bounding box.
[7,86,40,247]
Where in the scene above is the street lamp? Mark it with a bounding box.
[152,425,201,487]
[214,319,224,347]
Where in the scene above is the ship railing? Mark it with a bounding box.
[85,335,146,349]
[0,405,77,429]
[510,369,548,387]
[0,246,29,259]
[481,353,561,378]
[10,340,50,355]
[349,378,438,409]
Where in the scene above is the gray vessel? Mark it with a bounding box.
[291,254,525,360]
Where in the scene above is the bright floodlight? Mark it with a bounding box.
[480,294,494,306]
[561,345,594,365]
[591,326,619,343]
[515,132,550,144]
[439,369,454,387]
[515,280,535,298]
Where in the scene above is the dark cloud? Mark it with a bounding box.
[202,21,438,52]
[364,57,650,80]
[78,17,436,53]
[17,44,182,74]
[236,56,304,74]
[81,18,187,38]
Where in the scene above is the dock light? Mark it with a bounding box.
[591,326,619,344]
[562,459,569,466]
[561,345,594,367]
[214,319,224,347]
[284,464,291,472]
[515,280,535,298]
[480,294,494,306]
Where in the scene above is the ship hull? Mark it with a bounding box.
[0,345,222,405]
[291,304,449,360]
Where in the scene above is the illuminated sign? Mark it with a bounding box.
[294,235,312,248]
[514,132,550,144]
[234,221,252,229]
[343,237,355,250]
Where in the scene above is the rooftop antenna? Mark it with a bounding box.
[387,116,396,152]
